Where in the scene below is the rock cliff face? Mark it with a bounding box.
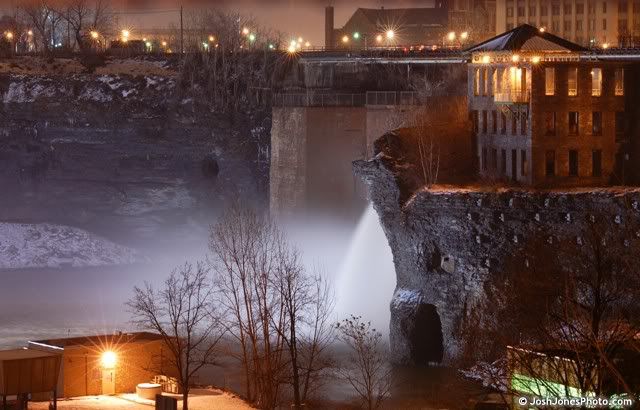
[0,71,268,246]
[355,133,640,365]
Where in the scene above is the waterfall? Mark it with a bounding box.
[335,203,396,333]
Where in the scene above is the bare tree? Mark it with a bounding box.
[335,316,392,410]
[128,262,223,410]
[209,204,334,409]
[56,0,112,51]
[18,0,58,54]
[461,225,640,404]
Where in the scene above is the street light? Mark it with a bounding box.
[353,32,360,39]
[460,31,468,41]
[376,34,383,43]
[101,351,117,369]
[447,31,456,42]
[342,35,349,44]
[5,31,13,40]
[208,35,215,42]
[386,30,395,39]
[121,29,130,43]
[248,33,256,42]
[242,27,250,35]
[90,31,99,40]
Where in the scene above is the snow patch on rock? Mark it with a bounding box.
[0,223,139,270]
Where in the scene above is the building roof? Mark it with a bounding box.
[356,7,448,28]
[31,332,164,349]
[0,348,60,361]
[466,24,588,53]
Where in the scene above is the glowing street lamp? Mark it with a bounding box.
[304,41,311,48]
[27,30,33,36]
[161,41,168,47]
[602,42,610,49]
[5,31,13,40]
[248,33,256,42]
[90,30,99,40]
[353,32,360,39]
[376,34,383,43]
[121,29,130,43]
[460,31,468,41]
[447,31,456,42]
[242,27,250,36]
[342,35,349,44]
[208,35,215,42]
[386,30,395,40]
[101,351,117,369]
[512,54,520,63]
[539,26,546,33]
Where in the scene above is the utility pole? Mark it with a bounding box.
[180,5,184,55]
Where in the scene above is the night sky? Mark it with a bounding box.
[1,0,438,45]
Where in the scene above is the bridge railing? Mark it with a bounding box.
[366,91,420,106]
[273,93,366,107]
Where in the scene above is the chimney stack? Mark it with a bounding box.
[325,6,334,49]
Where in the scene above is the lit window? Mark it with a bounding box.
[474,68,480,96]
[568,67,578,96]
[615,68,624,95]
[545,67,555,95]
[591,68,602,96]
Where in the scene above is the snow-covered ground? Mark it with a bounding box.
[30,390,254,410]
[0,223,140,269]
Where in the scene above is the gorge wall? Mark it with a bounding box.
[0,64,268,248]
[355,135,640,365]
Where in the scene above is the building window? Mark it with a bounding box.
[592,112,602,135]
[615,111,625,140]
[511,112,518,135]
[568,67,578,96]
[552,4,561,15]
[492,110,498,134]
[482,110,488,134]
[521,113,527,135]
[545,67,555,95]
[541,5,548,16]
[615,68,624,95]
[492,148,498,170]
[576,20,583,30]
[564,3,572,14]
[545,112,557,136]
[474,68,480,96]
[507,7,514,17]
[529,6,537,16]
[501,112,507,134]
[546,150,556,176]
[472,110,479,133]
[603,1,607,13]
[603,19,607,29]
[569,112,580,135]
[619,1,628,12]
[591,68,602,96]
[501,149,507,174]
[482,147,488,170]
[569,150,579,176]
[483,68,489,96]
[564,20,572,31]
[592,150,602,176]
[576,3,584,14]
[521,149,528,176]
[518,6,525,16]
[552,21,560,31]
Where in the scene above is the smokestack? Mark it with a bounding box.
[325,6,334,49]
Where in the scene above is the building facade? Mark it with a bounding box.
[29,332,177,398]
[495,0,640,47]
[468,25,629,187]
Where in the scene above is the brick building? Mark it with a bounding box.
[495,0,640,47]
[29,332,177,398]
[467,24,631,186]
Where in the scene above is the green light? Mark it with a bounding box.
[268,44,274,49]
[249,33,256,42]
[353,32,360,39]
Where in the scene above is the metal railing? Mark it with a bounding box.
[494,91,530,104]
[365,91,420,106]
[272,92,366,107]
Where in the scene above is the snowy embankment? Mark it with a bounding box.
[0,223,139,269]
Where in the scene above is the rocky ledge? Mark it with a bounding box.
[354,131,640,365]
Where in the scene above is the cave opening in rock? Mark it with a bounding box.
[409,303,444,365]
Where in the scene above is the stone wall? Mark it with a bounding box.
[355,145,640,365]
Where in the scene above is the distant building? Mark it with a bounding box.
[495,0,640,47]
[325,1,497,49]
[467,24,632,186]
[29,332,178,398]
